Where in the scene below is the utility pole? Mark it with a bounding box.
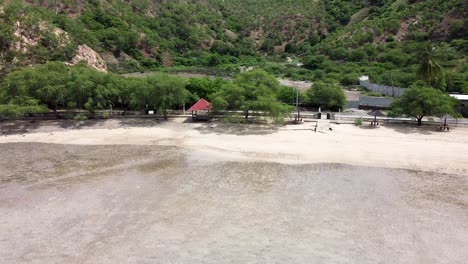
[296,81,299,120]
[293,79,300,122]
[391,71,395,97]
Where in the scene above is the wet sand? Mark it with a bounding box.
[1,142,467,263]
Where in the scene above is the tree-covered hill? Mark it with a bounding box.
[0,0,467,91]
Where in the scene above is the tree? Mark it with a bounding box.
[117,77,147,113]
[0,62,125,115]
[67,65,120,114]
[234,69,287,119]
[305,82,346,111]
[142,74,188,119]
[303,55,326,70]
[211,83,245,111]
[0,67,36,105]
[211,70,292,122]
[185,77,220,101]
[34,63,69,115]
[389,83,458,125]
[277,85,301,105]
[234,69,280,93]
[416,43,445,90]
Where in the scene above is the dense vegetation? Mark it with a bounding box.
[0,0,466,120]
[1,1,466,81]
[0,62,185,117]
[0,63,300,121]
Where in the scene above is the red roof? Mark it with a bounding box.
[188,98,211,111]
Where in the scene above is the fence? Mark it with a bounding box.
[346,101,360,109]
[0,109,274,121]
[346,96,394,109]
[359,80,407,97]
[358,96,394,109]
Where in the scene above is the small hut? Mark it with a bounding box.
[368,110,386,126]
[188,99,211,121]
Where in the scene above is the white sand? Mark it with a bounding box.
[1,119,467,175]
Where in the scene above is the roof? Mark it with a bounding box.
[368,110,386,117]
[188,98,211,111]
[450,94,468,101]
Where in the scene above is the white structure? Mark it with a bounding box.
[450,94,468,101]
[359,75,370,82]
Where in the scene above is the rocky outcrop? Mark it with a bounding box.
[12,21,40,52]
[68,44,107,72]
[395,17,419,42]
[11,21,70,53]
[225,29,238,40]
[53,27,70,46]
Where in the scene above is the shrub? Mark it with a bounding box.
[340,74,359,86]
[0,104,46,118]
[74,113,88,121]
[354,118,363,126]
[100,112,111,119]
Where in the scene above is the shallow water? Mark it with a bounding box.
[1,143,467,263]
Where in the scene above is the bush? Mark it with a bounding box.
[354,118,363,126]
[340,74,359,86]
[0,103,47,118]
[100,112,111,119]
[74,113,88,121]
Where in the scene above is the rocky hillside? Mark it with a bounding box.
[0,0,466,90]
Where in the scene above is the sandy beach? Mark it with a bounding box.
[1,118,467,175]
[1,118,468,263]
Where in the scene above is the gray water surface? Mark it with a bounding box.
[1,143,467,263]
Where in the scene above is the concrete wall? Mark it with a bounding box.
[360,80,406,97]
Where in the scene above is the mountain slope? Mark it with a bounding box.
[0,0,466,91]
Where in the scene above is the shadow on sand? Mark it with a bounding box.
[194,122,279,135]
[0,120,80,135]
[0,118,167,135]
[116,118,163,128]
[381,123,441,135]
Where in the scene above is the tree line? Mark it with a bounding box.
[0,62,186,118]
[0,62,348,121]
[1,61,460,125]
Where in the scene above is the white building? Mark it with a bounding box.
[450,94,468,106]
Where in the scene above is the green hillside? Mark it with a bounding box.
[310,0,467,91]
[0,0,467,91]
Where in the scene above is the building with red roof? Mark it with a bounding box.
[188,98,211,111]
[188,99,211,121]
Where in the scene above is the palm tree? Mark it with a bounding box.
[416,43,444,88]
